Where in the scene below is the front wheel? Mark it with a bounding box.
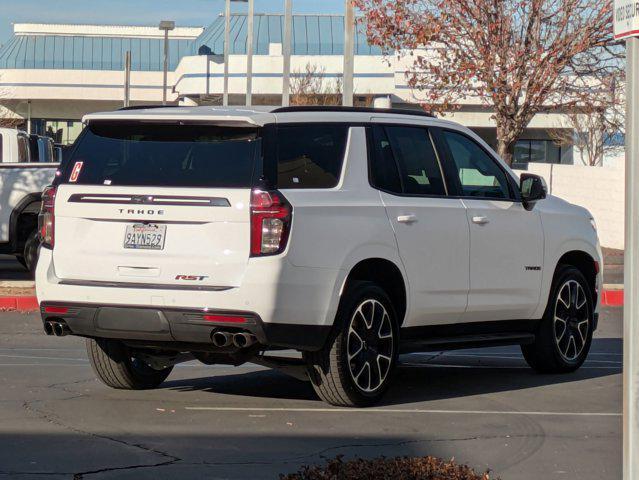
[304,281,399,407]
[522,265,594,373]
[86,338,173,390]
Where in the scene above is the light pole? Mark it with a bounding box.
[282,0,292,106]
[343,0,355,107]
[159,20,175,106]
[223,0,231,106]
[222,0,250,106]
[246,0,254,106]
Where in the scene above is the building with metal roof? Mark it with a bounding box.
[0,14,577,166]
[191,14,382,56]
[0,24,202,71]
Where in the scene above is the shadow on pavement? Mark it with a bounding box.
[0,255,31,280]
[162,338,621,406]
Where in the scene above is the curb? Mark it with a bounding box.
[0,288,627,313]
[0,296,39,312]
[601,289,623,307]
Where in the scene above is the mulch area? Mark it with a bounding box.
[281,456,494,480]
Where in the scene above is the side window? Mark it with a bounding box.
[17,136,30,163]
[275,125,348,189]
[0,134,3,162]
[442,130,512,199]
[385,126,446,196]
[369,126,402,193]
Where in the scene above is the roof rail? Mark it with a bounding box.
[118,105,179,111]
[271,105,436,118]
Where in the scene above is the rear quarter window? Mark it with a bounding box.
[273,125,348,189]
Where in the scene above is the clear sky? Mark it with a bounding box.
[0,0,346,44]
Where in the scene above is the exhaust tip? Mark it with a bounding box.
[52,322,69,337]
[211,331,232,348]
[44,321,54,336]
[232,332,257,349]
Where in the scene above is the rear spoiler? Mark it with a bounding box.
[83,110,275,128]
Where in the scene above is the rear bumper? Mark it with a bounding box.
[40,302,331,351]
[36,247,345,336]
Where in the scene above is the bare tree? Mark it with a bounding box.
[549,73,625,166]
[291,63,342,106]
[354,0,618,165]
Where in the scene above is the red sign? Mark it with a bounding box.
[69,161,83,182]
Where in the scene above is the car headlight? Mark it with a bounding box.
[590,217,597,231]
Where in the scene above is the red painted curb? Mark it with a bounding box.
[0,296,38,312]
[601,289,624,307]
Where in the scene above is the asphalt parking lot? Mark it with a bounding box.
[0,307,622,479]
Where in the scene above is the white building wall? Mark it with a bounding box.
[515,163,625,250]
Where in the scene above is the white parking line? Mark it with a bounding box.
[185,406,621,417]
[0,353,87,361]
[0,347,85,352]
[401,363,620,370]
[431,353,622,364]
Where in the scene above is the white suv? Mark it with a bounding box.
[36,106,603,407]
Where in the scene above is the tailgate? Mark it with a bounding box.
[52,185,251,288]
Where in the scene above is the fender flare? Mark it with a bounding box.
[7,192,42,254]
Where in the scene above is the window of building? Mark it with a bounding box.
[443,130,512,200]
[513,139,562,167]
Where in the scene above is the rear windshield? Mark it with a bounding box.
[61,122,260,188]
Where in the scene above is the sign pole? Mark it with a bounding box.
[613,2,639,477]
[624,34,639,480]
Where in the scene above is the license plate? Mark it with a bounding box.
[123,224,166,250]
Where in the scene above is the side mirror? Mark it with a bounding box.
[520,173,547,210]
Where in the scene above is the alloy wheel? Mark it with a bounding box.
[553,279,589,361]
[347,299,394,393]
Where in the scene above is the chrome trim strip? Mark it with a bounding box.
[59,279,233,292]
[67,193,231,207]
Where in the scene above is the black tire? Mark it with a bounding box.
[304,281,399,407]
[86,338,173,390]
[522,265,594,373]
[23,229,40,276]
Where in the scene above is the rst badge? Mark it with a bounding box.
[175,275,209,281]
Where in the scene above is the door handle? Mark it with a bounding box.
[397,214,418,224]
[472,216,489,225]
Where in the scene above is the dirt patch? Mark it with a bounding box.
[0,287,35,297]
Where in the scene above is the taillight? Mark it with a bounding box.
[39,185,56,249]
[250,190,292,257]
